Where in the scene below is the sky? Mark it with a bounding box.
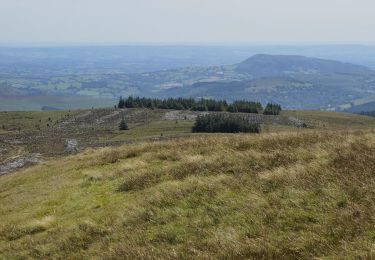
[0,0,375,45]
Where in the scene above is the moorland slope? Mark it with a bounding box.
[1,130,375,258]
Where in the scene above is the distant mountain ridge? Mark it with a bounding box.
[235,54,373,77]
[2,52,375,111]
[159,55,375,110]
[345,101,375,113]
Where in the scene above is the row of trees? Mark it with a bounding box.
[227,101,263,113]
[263,103,282,115]
[192,113,260,133]
[118,97,199,110]
[360,111,375,117]
[118,96,280,115]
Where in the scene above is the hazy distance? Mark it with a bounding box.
[1,0,375,45]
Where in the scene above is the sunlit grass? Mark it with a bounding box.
[283,110,375,129]
[1,130,375,258]
[106,120,195,142]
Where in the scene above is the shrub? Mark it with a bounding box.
[119,120,129,131]
[192,113,260,133]
[359,111,375,117]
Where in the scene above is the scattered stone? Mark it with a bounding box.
[65,139,78,153]
[163,110,205,120]
[288,116,308,128]
[3,139,23,144]
[96,110,121,124]
[0,154,41,176]
[0,148,7,155]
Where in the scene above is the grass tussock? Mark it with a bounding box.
[1,130,375,259]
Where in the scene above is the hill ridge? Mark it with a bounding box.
[235,54,373,76]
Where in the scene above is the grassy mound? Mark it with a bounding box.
[1,130,375,258]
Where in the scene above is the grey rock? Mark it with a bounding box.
[65,139,78,153]
[288,116,308,128]
[0,154,41,176]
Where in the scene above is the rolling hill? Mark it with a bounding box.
[235,54,373,76]
[340,94,375,113]
[159,55,375,110]
[2,52,375,111]
[345,101,375,113]
[1,107,375,258]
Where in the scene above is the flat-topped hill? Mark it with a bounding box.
[235,54,373,76]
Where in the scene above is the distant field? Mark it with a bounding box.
[3,52,375,111]
[282,110,375,129]
[0,110,81,132]
[0,96,115,111]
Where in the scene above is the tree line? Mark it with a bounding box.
[192,113,260,133]
[359,111,375,117]
[118,96,280,115]
[263,103,282,115]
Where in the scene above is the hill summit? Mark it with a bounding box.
[235,54,372,77]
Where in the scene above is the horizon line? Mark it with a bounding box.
[1,41,375,48]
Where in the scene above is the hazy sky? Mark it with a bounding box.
[1,0,374,44]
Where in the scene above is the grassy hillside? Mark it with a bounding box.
[1,108,375,164]
[282,110,375,129]
[1,130,375,258]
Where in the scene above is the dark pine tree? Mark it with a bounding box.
[192,113,260,133]
[118,96,125,109]
[263,103,282,115]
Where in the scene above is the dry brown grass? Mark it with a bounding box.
[1,130,375,259]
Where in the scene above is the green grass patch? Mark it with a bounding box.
[107,120,195,142]
[1,131,375,258]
